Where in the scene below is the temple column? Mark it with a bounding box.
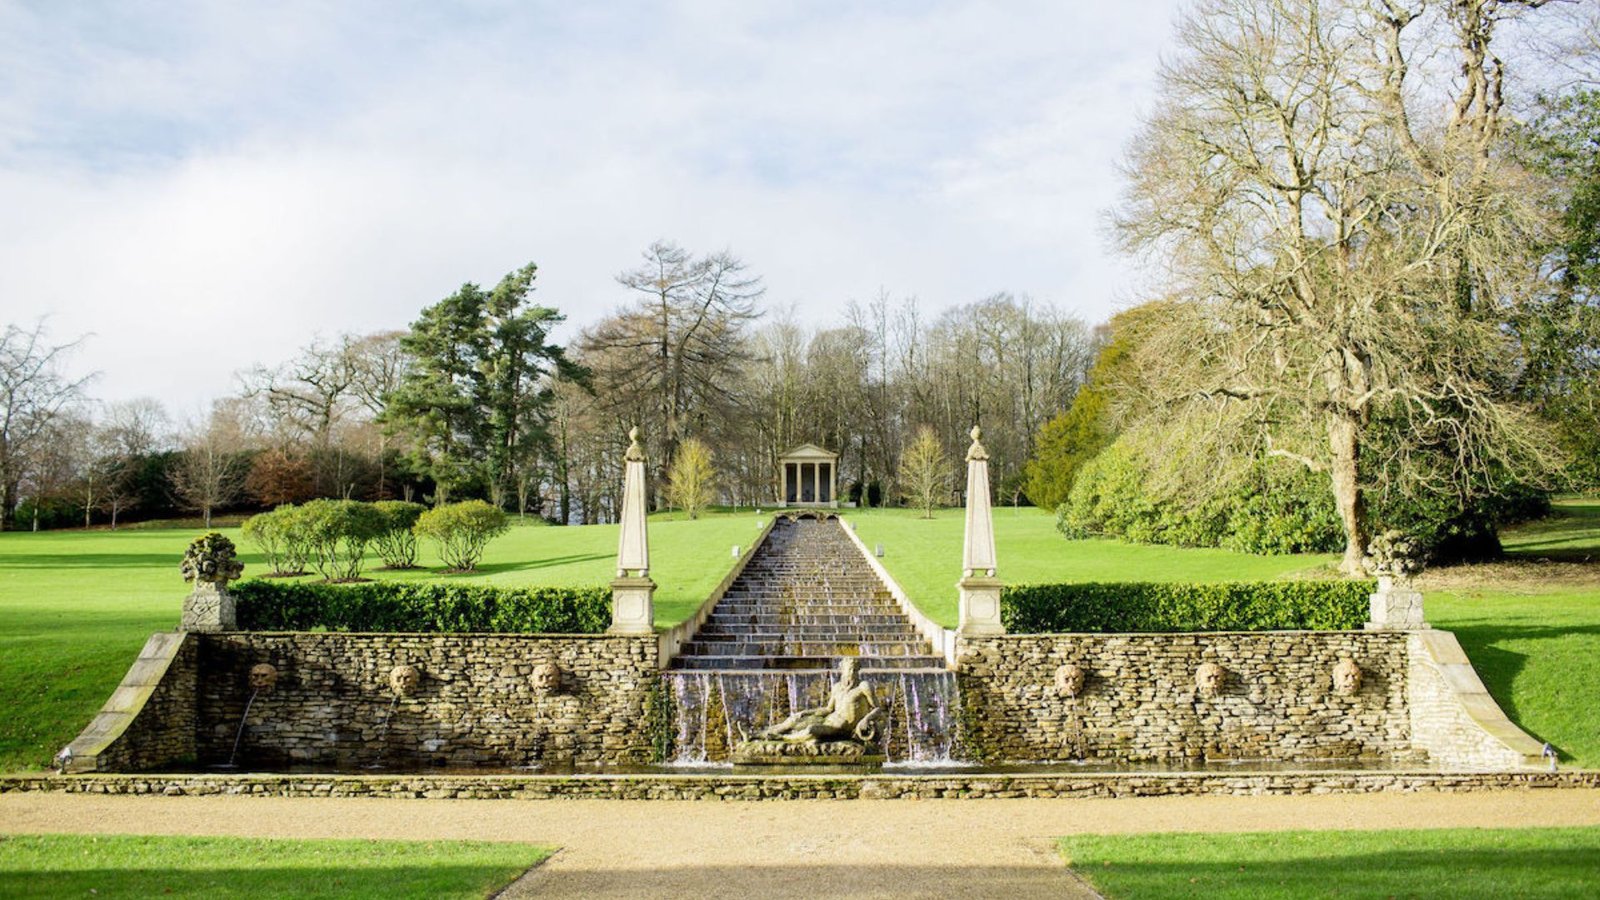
[610,427,655,635]
[957,426,1003,636]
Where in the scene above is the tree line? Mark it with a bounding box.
[5,0,1595,582]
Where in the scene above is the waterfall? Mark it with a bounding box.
[662,670,964,765]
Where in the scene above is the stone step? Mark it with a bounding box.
[693,626,923,639]
[678,637,934,650]
[670,655,946,672]
[702,613,912,627]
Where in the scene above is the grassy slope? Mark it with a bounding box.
[0,512,757,770]
[0,834,547,899]
[846,506,1336,627]
[1060,826,1600,900]
[1427,500,1600,768]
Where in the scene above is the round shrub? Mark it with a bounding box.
[414,500,510,572]
[371,500,426,569]
[241,504,310,576]
[298,498,386,582]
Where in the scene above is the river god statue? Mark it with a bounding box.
[733,658,885,769]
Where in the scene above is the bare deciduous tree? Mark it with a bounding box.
[1114,0,1566,573]
[897,426,951,519]
[0,321,92,530]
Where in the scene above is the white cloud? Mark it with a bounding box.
[0,0,1185,408]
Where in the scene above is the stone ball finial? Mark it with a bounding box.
[629,426,639,443]
[1363,530,1427,583]
[531,660,561,696]
[970,425,982,442]
[965,424,990,462]
[1195,662,1226,699]
[624,425,646,462]
[1333,658,1363,696]
[1054,663,1086,698]
[388,664,422,697]
[180,532,245,587]
[248,663,279,693]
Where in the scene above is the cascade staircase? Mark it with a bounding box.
[669,516,947,674]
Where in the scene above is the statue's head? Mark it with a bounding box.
[531,660,561,696]
[248,663,279,692]
[839,657,860,686]
[389,664,422,698]
[1333,658,1363,696]
[1054,663,1086,698]
[1195,662,1225,698]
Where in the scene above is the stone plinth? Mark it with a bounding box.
[180,583,236,632]
[1366,578,1428,631]
[957,575,1004,636]
[609,576,656,635]
[731,739,884,772]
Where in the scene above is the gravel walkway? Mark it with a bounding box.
[4,790,1598,898]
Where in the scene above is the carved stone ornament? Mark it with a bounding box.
[388,664,422,697]
[1194,662,1226,699]
[1054,663,1086,698]
[531,660,561,696]
[180,532,245,587]
[248,663,279,692]
[1333,658,1363,696]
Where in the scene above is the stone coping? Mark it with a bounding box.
[5,769,1595,801]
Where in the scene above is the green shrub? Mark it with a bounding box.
[370,500,426,569]
[1001,580,1372,633]
[1057,444,1343,554]
[297,499,386,582]
[232,580,611,633]
[241,505,310,576]
[414,500,510,572]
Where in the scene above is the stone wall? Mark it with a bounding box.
[9,769,1596,801]
[1407,631,1546,769]
[64,632,198,774]
[194,633,658,770]
[956,632,1414,763]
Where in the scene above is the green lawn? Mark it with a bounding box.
[1060,826,1600,899]
[1426,500,1600,768]
[845,506,1336,627]
[0,512,758,771]
[0,833,547,899]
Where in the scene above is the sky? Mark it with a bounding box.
[1,0,1187,412]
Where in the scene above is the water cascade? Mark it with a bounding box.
[664,517,963,765]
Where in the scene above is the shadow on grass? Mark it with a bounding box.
[1068,845,1600,900]
[0,865,533,899]
[0,552,182,569]
[1443,621,1600,760]
[463,553,610,576]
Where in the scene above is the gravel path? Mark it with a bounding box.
[4,790,1599,898]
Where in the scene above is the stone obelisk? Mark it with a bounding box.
[610,427,656,635]
[957,425,1004,635]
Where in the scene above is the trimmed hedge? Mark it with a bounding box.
[232,580,612,634]
[1001,580,1373,633]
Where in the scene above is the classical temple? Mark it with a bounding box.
[777,443,839,508]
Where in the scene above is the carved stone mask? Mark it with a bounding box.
[1195,662,1225,698]
[1054,664,1086,698]
[248,663,278,692]
[531,662,561,696]
[389,664,421,697]
[1333,658,1363,696]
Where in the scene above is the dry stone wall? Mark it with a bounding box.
[956,632,1414,763]
[195,633,657,769]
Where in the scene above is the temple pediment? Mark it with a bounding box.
[779,443,838,461]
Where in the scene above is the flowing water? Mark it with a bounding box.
[664,517,963,764]
[216,687,261,770]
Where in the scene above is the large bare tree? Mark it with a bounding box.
[581,241,764,489]
[1114,0,1565,573]
[0,321,92,530]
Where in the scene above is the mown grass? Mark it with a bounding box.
[0,833,547,899]
[845,505,1336,627]
[0,512,758,770]
[1426,500,1600,768]
[1059,826,1600,900]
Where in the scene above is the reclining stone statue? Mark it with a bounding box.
[758,657,882,744]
